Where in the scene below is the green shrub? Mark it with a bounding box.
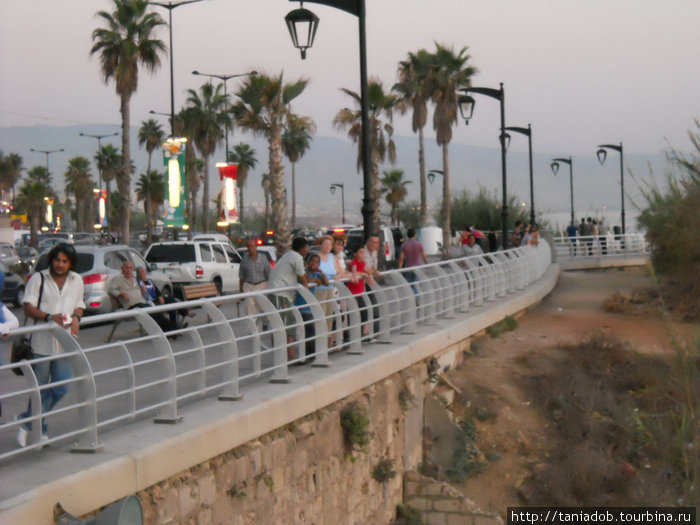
[340,402,371,459]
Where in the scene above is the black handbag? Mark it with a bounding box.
[10,273,44,376]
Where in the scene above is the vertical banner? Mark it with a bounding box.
[216,162,239,224]
[162,138,187,228]
[96,189,108,228]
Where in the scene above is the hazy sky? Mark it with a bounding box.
[1,0,699,158]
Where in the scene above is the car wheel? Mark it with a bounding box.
[213,278,222,295]
[14,285,24,308]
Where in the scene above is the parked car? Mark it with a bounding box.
[237,245,276,268]
[0,242,22,271]
[192,233,233,245]
[0,261,26,308]
[30,244,173,315]
[345,226,403,268]
[16,246,38,272]
[144,241,242,296]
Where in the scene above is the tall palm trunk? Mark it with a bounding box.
[119,92,132,243]
[202,156,210,232]
[105,180,112,238]
[441,143,451,260]
[371,159,381,238]
[146,151,152,173]
[291,162,296,227]
[190,188,198,232]
[145,198,152,245]
[418,127,427,226]
[269,130,290,253]
[239,185,245,226]
[263,175,270,228]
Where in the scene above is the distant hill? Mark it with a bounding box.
[1,124,666,230]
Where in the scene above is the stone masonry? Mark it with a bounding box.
[138,363,429,524]
[403,471,502,525]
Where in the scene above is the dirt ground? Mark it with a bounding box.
[445,267,699,515]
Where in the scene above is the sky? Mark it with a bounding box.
[1,0,699,155]
[0,0,699,231]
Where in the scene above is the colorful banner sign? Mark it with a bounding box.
[216,162,239,224]
[162,138,187,228]
[95,189,108,227]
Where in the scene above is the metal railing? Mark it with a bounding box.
[0,241,551,462]
[552,233,648,263]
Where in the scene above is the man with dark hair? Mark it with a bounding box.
[399,228,428,269]
[268,238,310,360]
[18,243,85,447]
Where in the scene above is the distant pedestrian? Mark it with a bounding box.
[461,233,484,257]
[239,238,271,324]
[598,219,609,255]
[268,237,309,360]
[18,243,85,448]
[566,221,578,256]
[347,245,373,338]
[399,228,428,291]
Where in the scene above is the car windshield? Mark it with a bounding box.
[35,253,94,274]
[146,244,196,263]
[17,247,35,257]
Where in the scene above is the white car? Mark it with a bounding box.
[144,241,242,296]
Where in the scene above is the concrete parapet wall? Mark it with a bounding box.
[0,265,560,524]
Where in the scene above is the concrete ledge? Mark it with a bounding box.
[0,264,560,524]
[558,255,648,270]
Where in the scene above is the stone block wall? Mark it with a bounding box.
[138,363,428,524]
[403,471,502,525]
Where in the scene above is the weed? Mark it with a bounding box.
[486,315,518,338]
[226,483,248,500]
[340,402,371,460]
[446,410,484,482]
[372,457,397,484]
[263,475,274,492]
[393,504,422,525]
[399,387,416,411]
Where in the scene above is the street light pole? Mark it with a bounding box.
[30,148,64,176]
[551,157,574,226]
[458,83,508,249]
[285,0,374,241]
[596,142,625,234]
[191,70,257,159]
[329,183,345,224]
[79,132,119,190]
[504,124,535,226]
[149,0,204,137]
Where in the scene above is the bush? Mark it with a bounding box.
[340,402,371,460]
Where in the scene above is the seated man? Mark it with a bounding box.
[136,266,189,329]
[109,261,176,333]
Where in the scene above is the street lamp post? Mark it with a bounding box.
[30,148,64,175]
[329,183,345,224]
[79,132,119,189]
[550,157,575,226]
[458,83,509,250]
[596,142,625,234]
[504,124,536,227]
[149,0,204,137]
[191,70,257,158]
[285,0,374,241]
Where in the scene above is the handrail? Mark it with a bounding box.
[0,241,552,462]
[551,232,648,264]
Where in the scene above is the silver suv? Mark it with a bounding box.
[31,244,173,315]
[144,241,241,296]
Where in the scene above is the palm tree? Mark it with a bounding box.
[16,179,50,247]
[182,82,231,232]
[64,156,95,232]
[261,172,271,228]
[333,78,397,235]
[138,118,165,172]
[228,142,257,226]
[381,168,411,227]
[95,144,121,236]
[27,165,51,186]
[394,49,432,227]
[232,72,309,254]
[0,152,24,207]
[427,43,477,258]
[91,0,166,243]
[136,170,164,244]
[282,114,315,227]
